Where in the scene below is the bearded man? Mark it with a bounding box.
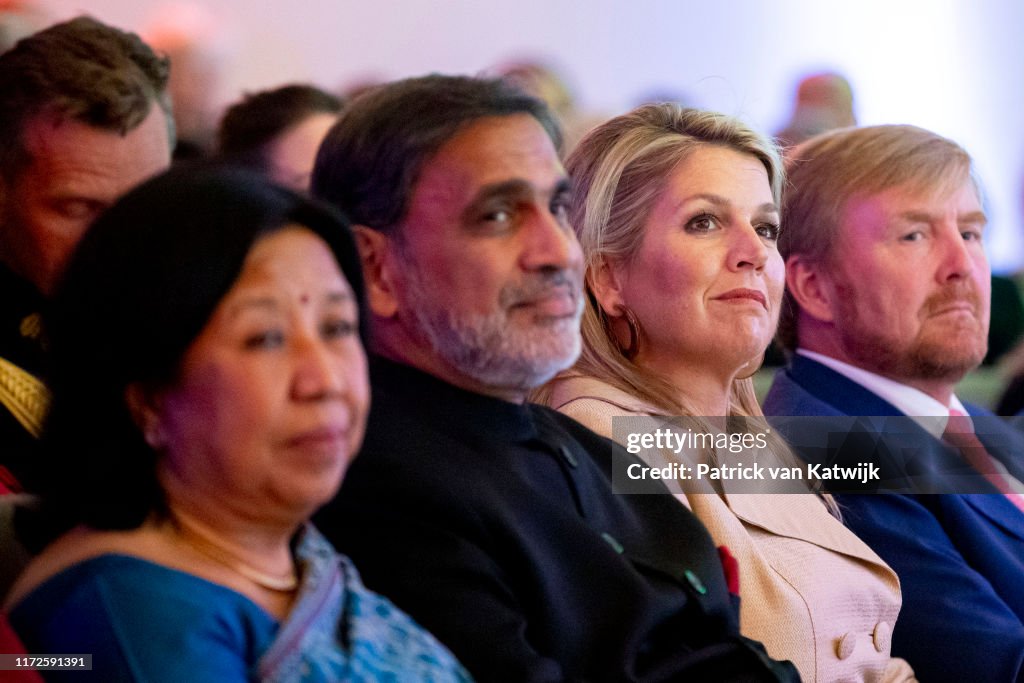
[311,74,796,682]
[764,124,1024,682]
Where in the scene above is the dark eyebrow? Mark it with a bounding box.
[461,177,572,221]
[461,179,532,221]
[48,193,107,205]
[673,193,778,216]
[227,296,278,319]
[324,290,354,305]
[688,193,729,208]
[552,177,572,198]
[227,290,352,318]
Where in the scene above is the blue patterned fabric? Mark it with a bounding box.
[11,525,471,682]
[259,526,472,682]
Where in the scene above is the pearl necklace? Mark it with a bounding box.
[171,513,298,593]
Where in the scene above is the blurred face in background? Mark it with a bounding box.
[265,112,339,192]
[0,107,171,296]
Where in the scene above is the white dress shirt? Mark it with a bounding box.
[796,349,964,438]
[797,348,1024,495]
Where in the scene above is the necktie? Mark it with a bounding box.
[944,409,1024,514]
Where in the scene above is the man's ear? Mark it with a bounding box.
[124,383,165,450]
[785,254,835,323]
[589,256,627,317]
[353,225,399,319]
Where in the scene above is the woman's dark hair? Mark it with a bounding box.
[38,164,367,535]
[217,84,343,171]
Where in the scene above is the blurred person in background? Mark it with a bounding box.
[218,83,343,192]
[0,16,172,495]
[494,58,606,153]
[774,70,856,151]
[144,2,229,160]
[0,0,49,53]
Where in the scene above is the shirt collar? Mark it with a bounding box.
[370,355,539,444]
[796,349,966,437]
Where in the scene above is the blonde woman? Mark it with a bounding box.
[536,104,915,682]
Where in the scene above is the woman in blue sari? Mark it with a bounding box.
[5,166,471,682]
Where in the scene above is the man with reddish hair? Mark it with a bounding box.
[765,123,1024,682]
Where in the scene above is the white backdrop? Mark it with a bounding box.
[39,0,1024,272]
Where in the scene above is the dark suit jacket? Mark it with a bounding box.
[316,357,795,682]
[764,355,1024,682]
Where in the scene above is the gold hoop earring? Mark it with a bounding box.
[621,307,640,360]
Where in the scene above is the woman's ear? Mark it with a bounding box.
[353,225,399,319]
[124,383,165,450]
[588,256,627,318]
[785,254,836,323]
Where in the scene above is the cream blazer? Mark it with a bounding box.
[547,375,916,683]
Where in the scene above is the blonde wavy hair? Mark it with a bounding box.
[535,103,781,417]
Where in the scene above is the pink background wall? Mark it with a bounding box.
[36,0,1024,272]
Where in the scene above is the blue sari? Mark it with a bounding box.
[11,525,471,682]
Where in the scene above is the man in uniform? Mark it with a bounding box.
[0,17,173,491]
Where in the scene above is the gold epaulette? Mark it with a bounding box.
[0,355,51,438]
